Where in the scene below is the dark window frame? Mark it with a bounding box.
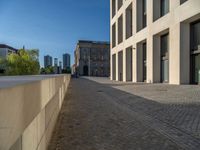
[190,19,200,53]
[112,23,116,48]
[118,15,123,44]
[142,0,147,28]
[160,33,169,83]
[161,33,169,59]
[190,20,200,84]
[112,0,116,18]
[143,42,147,82]
[118,0,123,10]
[160,0,169,17]
[126,3,133,39]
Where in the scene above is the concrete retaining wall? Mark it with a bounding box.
[0,75,71,150]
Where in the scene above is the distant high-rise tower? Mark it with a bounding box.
[63,53,70,69]
[59,61,62,69]
[54,58,58,66]
[44,55,53,68]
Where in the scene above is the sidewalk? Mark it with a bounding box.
[49,77,200,150]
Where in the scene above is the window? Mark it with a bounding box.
[118,15,123,44]
[112,54,116,80]
[137,0,147,32]
[180,0,188,5]
[161,0,169,17]
[191,20,200,52]
[153,0,169,21]
[118,0,123,10]
[161,33,169,83]
[161,33,169,57]
[190,20,200,84]
[118,51,123,81]
[143,43,147,82]
[142,0,147,28]
[126,3,132,39]
[112,0,116,18]
[126,47,132,81]
[112,23,116,48]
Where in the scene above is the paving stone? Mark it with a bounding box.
[49,77,200,150]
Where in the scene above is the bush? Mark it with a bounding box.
[0,49,40,75]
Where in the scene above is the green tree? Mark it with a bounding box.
[0,57,7,74]
[41,66,54,74]
[1,49,40,75]
[62,67,71,74]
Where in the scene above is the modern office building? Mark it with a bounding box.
[54,58,58,66]
[0,44,18,58]
[59,61,62,74]
[54,58,59,74]
[63,53,70,69]
[75,40,110,77]
[44,55,53,68]
[59,61,62,69]
[110,0,200,84]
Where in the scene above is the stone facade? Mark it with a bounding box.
[110,0,200,84]
[75,40,110,77]
[0,75,71,150]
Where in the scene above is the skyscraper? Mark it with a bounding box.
[54,58,58,66]
[44,55,53,68]
[54,58,59,74]
[63,53,70,70]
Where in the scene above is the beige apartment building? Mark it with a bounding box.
[110,0,200,84]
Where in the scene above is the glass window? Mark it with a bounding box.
[191,21,200,51]
[180,0,188,5]
[161,60,169,82]
[143,0,147,28]
[112,0,116,18]
[161,33,169,57]
[143,43,147,81]
[126,3,133,39]
[118,15,123,44]
[112,23,116,48]
[194,54,200,83]
[112,54,116,80]
[161,0,169,17]
[118,0,123,10]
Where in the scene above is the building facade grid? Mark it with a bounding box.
[110,0,200,84]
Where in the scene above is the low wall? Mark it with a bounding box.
[0,75,71,150]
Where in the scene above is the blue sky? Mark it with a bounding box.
[0,0,110,67]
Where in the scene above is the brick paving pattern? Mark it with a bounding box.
[49,77,200,150]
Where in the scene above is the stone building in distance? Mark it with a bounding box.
[74,40,110,77]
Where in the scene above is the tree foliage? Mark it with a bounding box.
[0,49,40,75]
[62,67,71,74]
[41,66,54,74]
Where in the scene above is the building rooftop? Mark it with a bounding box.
[0,44,18,52]
[78,40,110,45]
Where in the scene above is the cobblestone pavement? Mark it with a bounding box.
[49,77,200,150]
